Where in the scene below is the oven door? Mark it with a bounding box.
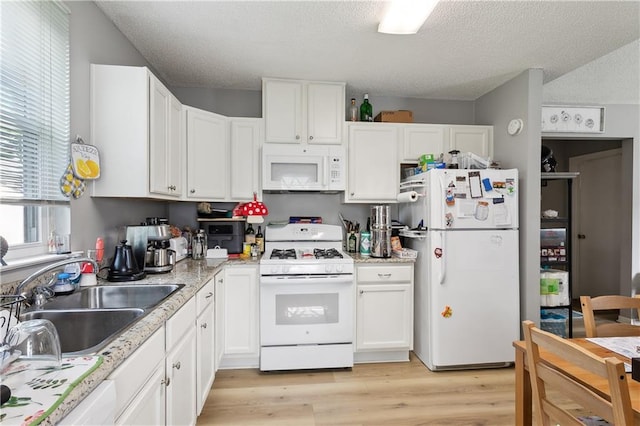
[260,274,353,346]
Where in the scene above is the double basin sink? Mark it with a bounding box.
[21,284,184,355]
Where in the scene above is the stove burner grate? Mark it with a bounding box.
[313,248,344,259]
[270,248,297,260]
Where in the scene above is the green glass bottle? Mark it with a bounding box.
[360,94,373,122]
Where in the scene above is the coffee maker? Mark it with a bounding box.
[370,205,391,258]
[125,220,175,274]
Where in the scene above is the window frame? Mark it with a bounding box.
[0,1,71,264]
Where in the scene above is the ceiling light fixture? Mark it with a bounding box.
[378,0,440,35]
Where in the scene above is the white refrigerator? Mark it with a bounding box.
[399,168,520,370]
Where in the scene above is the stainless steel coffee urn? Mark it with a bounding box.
[370,205,391,258]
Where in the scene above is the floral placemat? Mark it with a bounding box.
[0,356,102,425]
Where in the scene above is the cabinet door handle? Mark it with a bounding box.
[190,189,196,194]
[350,192,355,196]
[359,289,364,295]
[377,273,392,279]
[201,322,208,329]
[309,135,314,141]
[206,292,213,299]
[161,377,171,387]
[173,361,181,370]
[578,234,586,239]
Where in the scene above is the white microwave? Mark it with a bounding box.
[262,144,345,191]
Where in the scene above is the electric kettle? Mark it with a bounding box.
[107,240,146,282]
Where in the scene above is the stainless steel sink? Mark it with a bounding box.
[21,308,145,355]
[20,284,185,355]
[42,284,184,310]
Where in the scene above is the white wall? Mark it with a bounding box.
[474,69,544,327]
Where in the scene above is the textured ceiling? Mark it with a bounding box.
[95,0,640,103]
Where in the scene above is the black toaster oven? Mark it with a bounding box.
[199,219,245,254]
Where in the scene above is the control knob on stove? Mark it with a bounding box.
[325,264,333,273]
[270,266,279,274]
[336,264,343,273]
[282,265,290,274]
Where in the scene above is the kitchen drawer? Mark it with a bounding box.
[357,265,413,283]
[196,279,214,315]
[166,296,196,348]
[108,326,164,418]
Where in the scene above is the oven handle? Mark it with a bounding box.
[260,275,353,285]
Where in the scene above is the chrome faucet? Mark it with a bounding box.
[15,256,99,298]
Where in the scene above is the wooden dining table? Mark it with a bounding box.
[513,338,640,425]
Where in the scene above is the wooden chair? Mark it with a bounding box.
[580,295,640,338]
[522,320,633,426]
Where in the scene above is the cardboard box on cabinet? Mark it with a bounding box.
[374,110,413,123]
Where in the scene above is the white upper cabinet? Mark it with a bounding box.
[400,124,493,163]
[263,78,345,145]
[230,118,262,201]
[184,106,229,201]
[449,125,493,159]
[149,74,183,197]
[345,123,399,203]
[400,124,448,162]
[91,64,183,199]
[184,109,262,202]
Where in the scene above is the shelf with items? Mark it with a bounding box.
[540,172,579,338]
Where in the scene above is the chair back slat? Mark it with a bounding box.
[580,295,640,338]
[522,320,634,425]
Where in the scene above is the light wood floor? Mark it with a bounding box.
[197,353,516,425]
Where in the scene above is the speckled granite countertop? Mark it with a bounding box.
[38,257,258,425]
[38,254,410,424]
[351,254,416,263]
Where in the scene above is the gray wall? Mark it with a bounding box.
[171,87,262,118]
[172,86,476,125]
[543,104,640,299]
[68,1,168,262]
[474,69,544,327]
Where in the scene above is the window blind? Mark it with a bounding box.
[0,1,70,202]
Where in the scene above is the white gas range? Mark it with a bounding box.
[259,223,354,371]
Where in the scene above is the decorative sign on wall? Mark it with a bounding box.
[541,106,605,133]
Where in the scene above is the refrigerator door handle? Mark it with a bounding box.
[439,231,446,285]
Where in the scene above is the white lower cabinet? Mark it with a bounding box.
[196,279,215,414]
[109,297,198,425]
[110,327,165,424]
[214,271,225,371]
[355,263,414,363]
[116,366,166,425]
[59,381,116,425]
[219,265,259,369]
[166,326,197,426]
